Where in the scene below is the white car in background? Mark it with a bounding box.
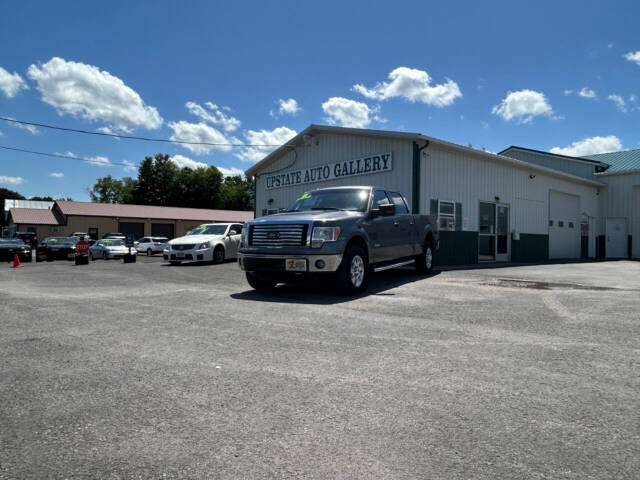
[163,223,243,265]
[89,239,136,260]
[135,236,169,256]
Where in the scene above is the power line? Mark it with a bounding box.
[0,144,143,168]
[0,116,292,148]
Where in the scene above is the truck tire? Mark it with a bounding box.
[336,245,368,295]
[246,272,277,291]
[415,239,434,274]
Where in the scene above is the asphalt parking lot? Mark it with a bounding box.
[1,257,639,479]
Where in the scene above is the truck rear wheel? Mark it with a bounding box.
[336,245,368,295]
[415,240,434,274]
[246,272,277,291]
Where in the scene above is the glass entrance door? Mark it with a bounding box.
[479,202,510,262]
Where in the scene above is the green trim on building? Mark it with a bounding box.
[511,233,549,263]
[434,231,479,266]
[581,236,588,258]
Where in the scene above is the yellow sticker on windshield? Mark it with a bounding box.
[298,193,311,200]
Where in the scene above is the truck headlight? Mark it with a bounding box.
[311,226,341,248]
[199,242,210,249]
[241,226,250,246]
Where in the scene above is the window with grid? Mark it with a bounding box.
[438,201,455,231]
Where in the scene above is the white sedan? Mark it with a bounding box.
[163,223,243,265]
[89,239,137,260]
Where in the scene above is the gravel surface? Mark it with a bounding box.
[1,257,638,479]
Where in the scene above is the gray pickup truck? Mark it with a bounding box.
[238,186,439,294]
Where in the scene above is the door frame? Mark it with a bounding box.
[478,201,511,262]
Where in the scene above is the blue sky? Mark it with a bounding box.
[0,0,638,200]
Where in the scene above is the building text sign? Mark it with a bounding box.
[264,153,392,190]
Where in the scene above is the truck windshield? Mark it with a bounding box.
[286,188,370,212]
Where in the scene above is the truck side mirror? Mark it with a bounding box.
[377,203,396,217]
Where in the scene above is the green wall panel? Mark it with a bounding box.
[512,233,549,263]
[434,231,478,266]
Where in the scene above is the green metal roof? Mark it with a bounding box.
[583,148,640,173]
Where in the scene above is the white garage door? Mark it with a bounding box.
[549,191,580,259]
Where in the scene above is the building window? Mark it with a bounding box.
[558,221,564,227]
[438,201,455,231]
[568,222,574,228]
[549,220,553,227]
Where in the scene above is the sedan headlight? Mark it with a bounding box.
[311,226,341,248]
[199,242,210,249]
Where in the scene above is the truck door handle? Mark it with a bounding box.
[393,221,400,226]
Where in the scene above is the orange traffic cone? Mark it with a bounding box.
[11,253,23,268]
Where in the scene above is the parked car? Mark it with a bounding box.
[135,237,169,256]
[89,239,136,260]
[15,231,38,248]
[0,238,32,262]
[103,232,125,239]
[238,186,439,295]
[163,223,243,265]
[35,236,78,262]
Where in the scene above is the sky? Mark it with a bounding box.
[0,0,639,200]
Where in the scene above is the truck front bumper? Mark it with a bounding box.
[238,253,343,273]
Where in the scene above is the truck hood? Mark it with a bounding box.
[169,234,223,245]
[251,210,363,224]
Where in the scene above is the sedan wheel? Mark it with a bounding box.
[147,248,153,257]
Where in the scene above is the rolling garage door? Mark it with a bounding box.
[151,223,175,239]
[118,222,145,240]
[549,191,580,259]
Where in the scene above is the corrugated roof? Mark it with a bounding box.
[9,208,60,225]
[55,201,254,222]
[583,148,640,173]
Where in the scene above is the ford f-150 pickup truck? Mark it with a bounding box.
[238,186,439,294]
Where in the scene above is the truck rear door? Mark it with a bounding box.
[387,191,415,258]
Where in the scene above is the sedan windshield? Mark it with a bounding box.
[187,225,227,235]
[103,240,124,246]
[0,239,24,246]
[47,237,77,245]
[286,188,370,212]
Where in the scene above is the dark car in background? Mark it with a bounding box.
[35,237,78,262]
[0,238,32,262]
[15,232,38,248]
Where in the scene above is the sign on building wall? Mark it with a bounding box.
[264,153,392,190]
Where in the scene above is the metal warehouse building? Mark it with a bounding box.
[246,125,638,265]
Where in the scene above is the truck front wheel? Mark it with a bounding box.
[246,272,278,291]
[336,245,368,295]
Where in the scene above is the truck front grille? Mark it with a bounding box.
[250,224,307,247]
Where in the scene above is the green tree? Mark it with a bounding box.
[220,175,254,210]
[0,187,24,227]
[132,154,179,205]
[88,175,136,203]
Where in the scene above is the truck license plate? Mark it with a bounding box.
[285,259,307,272]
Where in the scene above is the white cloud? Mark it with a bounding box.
[321,97,374,128]
[49,172,64,178]
[608,43,614,49]
[217,166,245,177]
[624,51,640,66]
[0,175,24,186]
[27,57,163,131]
[564,89,573,95]
[578,87,596,99]
[236,126,297,163]
[550,135,622,157]
[0,66,28,98]
[492,89,553,123]
[121,160,136,172]
[185,101,240,132]
[607,94,627,112]
[167,120,238,155]
[86,155,111,167]
[352,66,462,107]
[270,98,301,117]
[170,154,208,170]
[5,117,39,134]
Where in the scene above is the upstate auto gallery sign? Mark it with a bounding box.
[264,153,392,190]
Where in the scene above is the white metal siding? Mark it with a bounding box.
[633,186,640,259]
[254,133,414,214]
[549,191,580,259]
[597,172,640,239]
[420,144,600,235]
